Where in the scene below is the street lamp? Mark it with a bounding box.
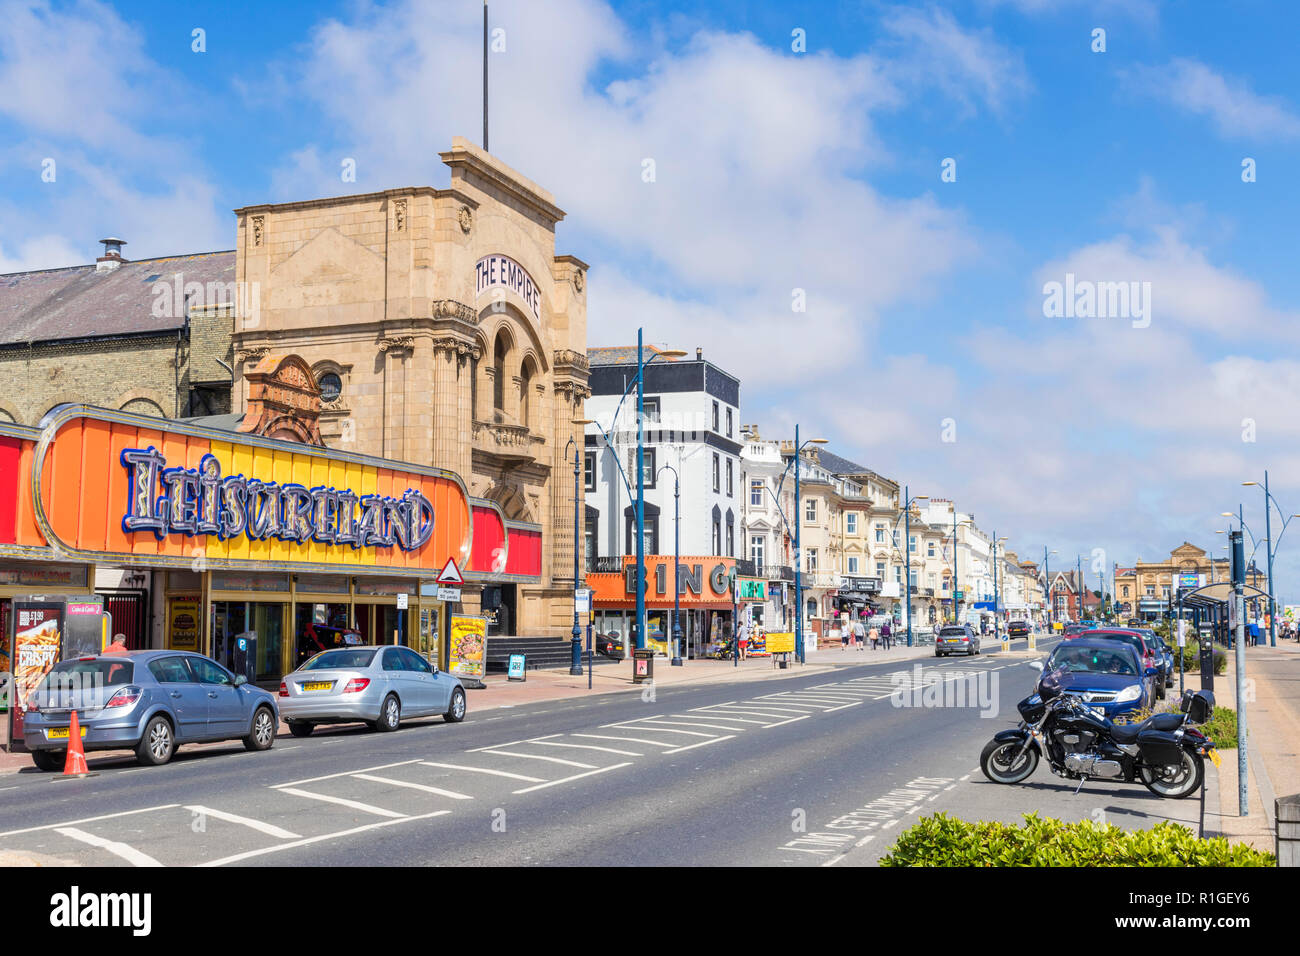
[658,463,683,666]
[565,420,594,675]
[1043,548,1058,627]
[890,489,929,647]
[991,534,1007,639]
[1243,475,1299,646]
[773,428,827,664]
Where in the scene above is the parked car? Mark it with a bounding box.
[279,645,466,735]
[596,632,626,660]
[935,623,981,657]
[1080,628,1169,699]
[1039,638,1156,717]
[1007,620,1030,638]
[1062,623,1088,638]
[23,651,279,770]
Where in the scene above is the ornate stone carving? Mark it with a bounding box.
[235,346,270,364]
[393,199,407,232]
[552,349,590,372]
[554,381,591,402]
[378,335,416,353]
[251,216,264,247]
[572,269,584,293]
[458,205,473,234]
[432,336,481,359]
[431,299,479,323]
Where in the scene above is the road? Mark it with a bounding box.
[0,637,1204,866]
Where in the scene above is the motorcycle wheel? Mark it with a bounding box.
[980,738,1039,784]
[1139,749,1203,799]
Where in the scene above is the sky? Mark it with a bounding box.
[2,0,1298,600]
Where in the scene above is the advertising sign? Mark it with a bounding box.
[448,615,488,680]
[507,654,526,681]
[738,578,766,602]
[168,596,201,651]
[12,602,63,739]
[766,631,795,654]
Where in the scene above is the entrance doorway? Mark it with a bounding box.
[211,601,285,684]
[482,584,517,637]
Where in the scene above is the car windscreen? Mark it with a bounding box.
[300,648,377,671]
[1047,646,1137,676]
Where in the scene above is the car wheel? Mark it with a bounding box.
[288,721,314,738]
[376,694,401,732]
[243,706,276,752]
[935,652,943,657]
[31,749,64,772]
[136,715,175,766]
[445,687,467,723]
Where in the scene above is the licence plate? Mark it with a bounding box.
[1209,749,1221,768]
[301,681,333,692]
[46,727,87,740]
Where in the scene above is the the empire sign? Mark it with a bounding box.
[475,254,542,322]
[121,447,435,551]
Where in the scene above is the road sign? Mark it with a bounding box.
[436,587,461,602]
[574,588,592,614]
[396,593,409,610]
[436,558,464,585]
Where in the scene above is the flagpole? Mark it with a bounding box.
[483,2,489,151]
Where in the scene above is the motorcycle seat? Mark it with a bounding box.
[1109,711,1184,742]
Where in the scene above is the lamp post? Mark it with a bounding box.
[775,427,827,665]
[1043,547,1057,629]
[566,421,594,676]
[1243,474,1300,647]
[991,533,1006,639]
[658,463,683,666]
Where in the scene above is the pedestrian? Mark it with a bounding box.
[881,620,892,650]
[869,622,880,650]
[738,621,750,661]
[841,621,850,649]
[854,619,865,650]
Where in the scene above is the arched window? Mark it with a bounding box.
[807,597,818,619]
[493,331,509,420]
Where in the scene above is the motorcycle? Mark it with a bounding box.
[979,667,1219,799]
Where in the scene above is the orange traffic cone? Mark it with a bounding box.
[56,710,96,780]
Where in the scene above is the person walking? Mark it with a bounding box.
[881,620,892,650]
[738,621,750,661]
[869,622,880,650]
[854,618,865,650]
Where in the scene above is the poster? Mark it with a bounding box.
[507,654,526,681]
[12,603,64,739]
[0,599,10,711]
[449,615,488,680]
[766,632,796,654]
[168,596,201,651]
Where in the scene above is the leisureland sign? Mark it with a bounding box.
[475,254,542,322]
[121,447,435,550]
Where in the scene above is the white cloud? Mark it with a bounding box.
[1128,58,1300,141]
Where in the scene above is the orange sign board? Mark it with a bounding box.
[29,406,472,576]
[586,555,735,607]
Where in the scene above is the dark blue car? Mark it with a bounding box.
[1039,638,1155,718]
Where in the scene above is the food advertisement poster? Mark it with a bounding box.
[449,615,488,680]
[12,603,63,739]
[168,596,201,651]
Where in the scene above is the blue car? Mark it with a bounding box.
[1039,638,1155,718]
[23,650,280,770]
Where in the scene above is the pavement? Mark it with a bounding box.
[1200,638,1300,854]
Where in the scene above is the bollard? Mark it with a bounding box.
[1278,794,1300,867]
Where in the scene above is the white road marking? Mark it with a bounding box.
[274,759,423,789]
[0,804,179,839]
[572,734,676,749]
[352,774,474,800]
[182,805,300,839]
[702,706,805,719]
[420,761,546,782]
[644,718,753,732]
[279,788,407,818]
[663,735,736,754]
[511,762,634,795]
[480,750,598,769]
[54,827,163,867]
[623,722,720,737]
[741,700,822,712]
[528,740,642,757]
[467,736,551,752]
[855,834,876,848]
[673,712,767,725]
[824,701,865,712]
[201,810,451,866]
[762,715,810,728]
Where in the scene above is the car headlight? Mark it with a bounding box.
[1114,684,1143,703]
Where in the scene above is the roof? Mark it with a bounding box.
[0,250,235,346]
[815,448,872,477]
[587,346,681,366]
[177,412,244,432]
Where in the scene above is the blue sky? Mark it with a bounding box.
[3,0,1300,599]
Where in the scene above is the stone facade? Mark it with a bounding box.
[231,138,590,636]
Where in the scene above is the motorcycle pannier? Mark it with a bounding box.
[1180,689,1215,724]
[1136,728,1185,766]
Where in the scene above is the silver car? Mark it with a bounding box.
[23,651,279,770]
[278,645,466,736]
[935,624,981,657]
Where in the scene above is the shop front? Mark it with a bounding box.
[0,406,478,716]
[586,555,736,658]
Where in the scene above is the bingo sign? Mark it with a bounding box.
[11,603,64,739]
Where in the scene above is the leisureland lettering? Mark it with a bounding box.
[49,886,151,936]
[120,447,435,551]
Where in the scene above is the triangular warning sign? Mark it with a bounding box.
[436,558,464,585]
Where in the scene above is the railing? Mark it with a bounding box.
[586,556,624,574]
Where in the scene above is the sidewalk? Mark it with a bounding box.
[1201,639,1300,853]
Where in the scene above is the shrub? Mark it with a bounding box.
[1170,638,1226,675]
[878,813,1274,867]
[1199,704,1238,749]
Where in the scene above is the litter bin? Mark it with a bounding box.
[632,648,654,684]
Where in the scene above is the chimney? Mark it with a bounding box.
[695,347,702,361]
[97,237,128,274]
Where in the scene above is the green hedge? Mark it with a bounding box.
[879,813,1274,867]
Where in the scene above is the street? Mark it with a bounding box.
[0,637,1205,867]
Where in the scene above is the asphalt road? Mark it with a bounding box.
[0,637,1205,866]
